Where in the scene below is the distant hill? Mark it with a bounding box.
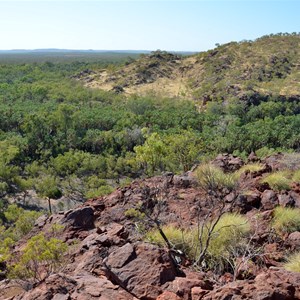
[0,49,195,64]
[79,33,300,104]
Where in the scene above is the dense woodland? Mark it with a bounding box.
[0,33,300,247]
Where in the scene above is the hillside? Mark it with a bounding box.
[3,153,300,299]
[1,33,300,299]
[80,33,300,103]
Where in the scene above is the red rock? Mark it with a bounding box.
[167,271,212,300]
[12,273,137,300]
[289,190,300,208]
[62,206,95,229]
[104,243,178,299]
[156,291,181,300]
[191,286,209,300]
[278,193,295,207]
[261,190,278,210]
[52,294,70,300]
[212,153,243,172]
[286,231,300,250]
[203,269,300,300]
[106,243,136,268]
[263,243,283,266]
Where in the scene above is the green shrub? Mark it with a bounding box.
[255,147,278,159]
[195,164,237,191]
[124,208,145,219]
[261,171,292,191]
[4,204,43,240]
[272,206,300,234]
[85,185,114,198]
[9,233,68,282]
[284,252,300,272]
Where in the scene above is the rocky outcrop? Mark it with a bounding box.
[62,206,95,230]
[4,154,300,299]
[212,153,244,172]
[104,243,179,299]
[202,269,300,300]
[13,273,137,300]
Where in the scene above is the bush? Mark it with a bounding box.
[195,164,237,191]
[4,204,43,240]
[284,251,300,272]
[255,147,279,159]
[261,171,292,191]
[124,208,145,219]
[84,185,114,198]
[9,233,68,282]
[272,206,300,234]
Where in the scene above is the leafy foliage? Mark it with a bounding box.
[9,233,68,282]
[0,35,300,207]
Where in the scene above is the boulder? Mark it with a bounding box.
[202,269,300,300]
[62,206,95,230]
[212,153,244,172]
[104,243,178,299]
[12,273,136,300]
[261,190,278,210]
[168,276,212,300]
[236,190,261,212]
[191,287,210,300]
[156,291,181,300]
[278,193,295,207]
[286,231,300,250]
[288,191,300,208]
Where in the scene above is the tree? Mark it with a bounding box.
[134,132,168,176]
[165,130,202,172]
[9,233,67,282]
[14,176,34,205]
[35,175,62,214]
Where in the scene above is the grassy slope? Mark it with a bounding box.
[82,34,300,102]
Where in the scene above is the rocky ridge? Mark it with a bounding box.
[2,153,300,299]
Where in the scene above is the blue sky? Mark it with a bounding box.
[0,0,299,51]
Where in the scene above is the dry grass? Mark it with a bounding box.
[234,163,265,179]
[195,163,237,191]
[284,252,300,273]
[145,225,191,253]
[261,171,292,191]
[272,206,300,234]
[292,169,300,183]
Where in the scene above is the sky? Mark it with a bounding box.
[0,0,299,51]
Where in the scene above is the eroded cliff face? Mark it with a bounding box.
[2,153,300,300]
